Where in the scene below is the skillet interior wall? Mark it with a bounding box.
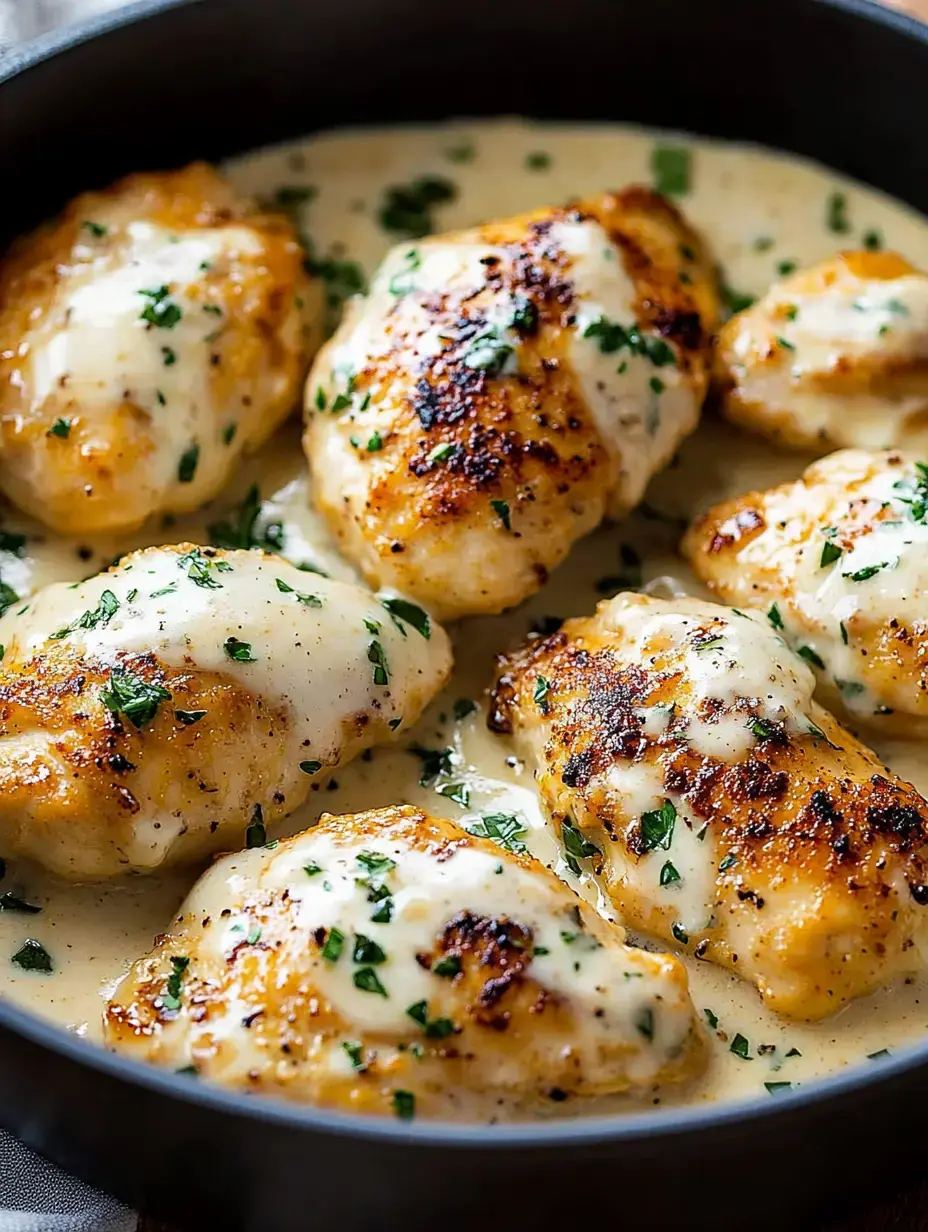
[1,0,928,246]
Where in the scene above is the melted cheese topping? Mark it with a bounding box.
[0,546,451,765]
[175,819,695,1085]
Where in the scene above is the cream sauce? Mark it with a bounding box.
[3,118,928,1121]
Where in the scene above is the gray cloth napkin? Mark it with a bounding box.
[0,3,139,1221]
[0,1133,133,1231]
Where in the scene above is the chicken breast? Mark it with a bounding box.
[0,163,322,534]
[683,449,928,734]
[715,250,928,453]
[0,545,450,879]
[304,188,719,621]
[104,805,704,1116]
[490,593,928,1020]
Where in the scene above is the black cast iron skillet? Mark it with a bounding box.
[1,1,928,1226]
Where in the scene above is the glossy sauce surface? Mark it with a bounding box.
[3,119,928,1121]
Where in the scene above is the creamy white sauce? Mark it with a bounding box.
[0,546,449,768]
[3,118,928,1121]
[24,222,266,501]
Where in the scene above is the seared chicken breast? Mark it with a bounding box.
[683,449,928,733]
[304,188,719,621]
[0,163,321,534]
[490,593,928,1020]
[0,545,450,879]
[716,251,928,453]
[104,805,704,1114]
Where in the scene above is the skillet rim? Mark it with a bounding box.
[1,0,928,1154]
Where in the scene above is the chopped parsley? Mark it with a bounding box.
[11,939,53,973]
[826,191,850,234]
[461,325,514,376]
[407,1000,455,1038]
[635,1006,655,1042]
[767,603,783,630]
[357,850,396,878]
[427,442,455,465]
[750,717,782,743]
[353,966,388,996]
[47,418,71,439]
[820,540,843,567]
[161,955,189,1011]
[367,638,390,686]
[453,698,476,721]
[322,927,345,963]
[179,548,232,589]
[175,709,207,726]
[81,220,107,238]
[436,781,470,808]
[704,1008,719,1030]
[138,284,182,329]
[101,666,171,727]
[652,145,691,196]
[490,499,511,530]
[245,806,266,848]
[843,562,894,583]
[433,955,461,978]
[445,143,475,164]
[583,316,675,366]
[378,176,456,238]
[660,861,681,886]
[304,252,368,324]
[208,484,285,552]
[533,675,552,712]
[299,760,323,775]
[408,744,452,786]
[730,1033,752,1059]
[275,577,322,607]
[381,597,431,639]
[224,637,256,662]
[797,645,825,670]
[0,893,41,914]
[161,346,177,367]
[561,819,600,874]
[177,443,199,483]
[0,580,19,616]
[222,422,237,445]
[50,588,120,640]
[388,248,421,296]
[863,229,883,251]
[638,799,676,852]
[353,934,387,965]
[392,1089,415,1119]
[342,1041,365,1071]
[719,853,738,872]
[719,273,755,317]
[273,185,317,207]
[526,151,551,171]
[469,812,527,854]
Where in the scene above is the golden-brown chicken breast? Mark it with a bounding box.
[104,805,704,1116]
[683,449,928,734]
[0,545,450,879]
[490,593,928,1020]
[716,251,928,453]
[303,188,719,621]
[0,163,322,534]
